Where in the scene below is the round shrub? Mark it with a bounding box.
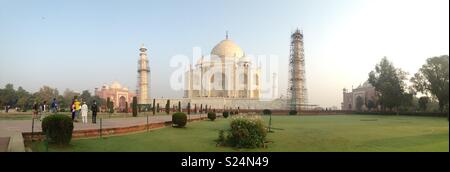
[223,116,267,148]
[172,112,187,127]
[262,109,272,115]
[223,111,229,118]
[208,112,217,121]
[289,110,298,116]
[41,114,74,145]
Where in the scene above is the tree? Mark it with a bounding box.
[400,92,414,112]
[411,55,449,112]
[79,90,92,104]
[0,84,18,107]
[367,100,375,111]
[187,102,191,115]
[152,99,156,115]
[165,99,170,114]
[132,97,138,117]
[63,89,79,110]
[34,86,59,103]
[16,86,31,110]
[368,57,408,112]
[356,96,364,111]
[91,96,105,107]
[106,98,114,114]
[418,97,430,112]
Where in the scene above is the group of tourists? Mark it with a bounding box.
[70,98,98,124]
[32,98,59,121]
[31,97,99,124]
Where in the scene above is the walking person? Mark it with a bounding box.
[91,100,98,124]
[74,98,81,121]
[51,98,58,113]
[71,100,76,121]
[40,101,48,121]
[32,101,39,120]
[81,102,88,124]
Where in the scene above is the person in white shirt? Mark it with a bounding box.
[81,102,89,124]
[40,101,48,121]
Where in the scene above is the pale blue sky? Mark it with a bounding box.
[1,0,448,108]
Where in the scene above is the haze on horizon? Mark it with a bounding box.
[0,0,448,108]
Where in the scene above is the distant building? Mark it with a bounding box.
[95,81,136,112]
[341,81,377,111]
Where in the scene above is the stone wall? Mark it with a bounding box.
[149,97,288,110]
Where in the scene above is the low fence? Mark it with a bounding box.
[22,116,209,143]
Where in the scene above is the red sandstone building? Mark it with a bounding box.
[341,81,377,111]
[95,81,135,112]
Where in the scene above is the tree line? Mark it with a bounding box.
[367,55,449,113]
[0,85,105,112]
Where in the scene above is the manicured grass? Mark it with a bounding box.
[32,115,449,152]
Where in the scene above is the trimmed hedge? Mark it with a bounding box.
[263,109,272,115]
[289,110,298,115]
[172,112,187,128]
[217,115,267,148]
[41,114,74,145]
[223,111,229,118]
[208,112,217,121]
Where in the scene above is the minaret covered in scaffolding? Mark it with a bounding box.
[137,44,150,104]
[288,29,308,111]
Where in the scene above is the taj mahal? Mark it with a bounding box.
[184,33,261,99]
[96,31,308,111]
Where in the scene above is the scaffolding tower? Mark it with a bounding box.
[287,29,308,111]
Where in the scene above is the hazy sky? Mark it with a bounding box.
[0,0,448,108]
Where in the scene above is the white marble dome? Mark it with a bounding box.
[211,39,244,59]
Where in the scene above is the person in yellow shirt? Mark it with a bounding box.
[74,98,81,121]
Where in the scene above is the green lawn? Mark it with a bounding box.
[32,115,449,152]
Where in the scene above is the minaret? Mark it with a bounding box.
[288,29,308,111]
[272,73,277,99]
[137,44,150,104]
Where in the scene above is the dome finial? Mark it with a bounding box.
[226,31,229,40]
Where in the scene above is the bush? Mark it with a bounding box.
[222,111,229,118]
[289,110,298,115]
[41,114,74,145]
[262,109,272,115]
[208,112,217,121]
[230,111,234,116]
[172,112,187,128]
[217,115,267,148]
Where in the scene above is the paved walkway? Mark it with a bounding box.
[0,114,208,151]
[0,137,9,152]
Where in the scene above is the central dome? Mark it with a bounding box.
[211,39,244,59]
